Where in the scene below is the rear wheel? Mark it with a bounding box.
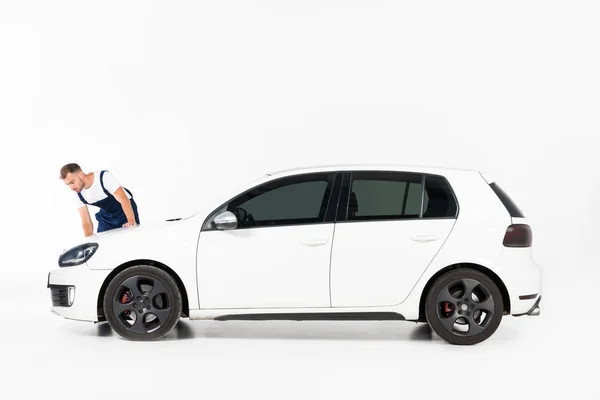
[103,265,182,341]
[425,269,503,345]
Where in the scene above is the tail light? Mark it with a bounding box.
[503,224,532,247]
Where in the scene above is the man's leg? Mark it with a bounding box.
[130,198,140,224]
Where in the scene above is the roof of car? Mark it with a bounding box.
[265,163,481,177]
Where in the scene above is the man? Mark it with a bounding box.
[60,163,140,237]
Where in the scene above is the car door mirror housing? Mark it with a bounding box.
[213,211,238,230]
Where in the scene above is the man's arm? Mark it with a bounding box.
[113,186,137,227]
[78,206,94,237]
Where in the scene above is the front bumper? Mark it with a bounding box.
[47,264,112,322]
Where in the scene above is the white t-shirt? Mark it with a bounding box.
[75,170,131,209]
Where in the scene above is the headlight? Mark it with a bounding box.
[58,242,99,267]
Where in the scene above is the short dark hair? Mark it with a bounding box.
[60,163,82,179]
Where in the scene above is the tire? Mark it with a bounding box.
[425,268,503,345]
[103,265,182,341]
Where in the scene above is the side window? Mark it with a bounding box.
[225,173,337,228]
[422,175,457,218]
[347,171,423,221]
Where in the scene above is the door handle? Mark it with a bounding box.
[411,234,440,242]
[301,238,328,246]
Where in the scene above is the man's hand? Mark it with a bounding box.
[123,221,137,228]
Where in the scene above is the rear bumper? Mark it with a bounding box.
[505,261,542,316]
[513,295,541,317]
[494,247,543,316]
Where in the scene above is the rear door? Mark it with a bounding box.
[329,171,458,307]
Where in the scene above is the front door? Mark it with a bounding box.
[329,171,458,307]
[197,172,339,310]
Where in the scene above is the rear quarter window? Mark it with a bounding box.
[422,175,458,218]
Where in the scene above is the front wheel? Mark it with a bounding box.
[103,265,182,341]
[425,269,503,345]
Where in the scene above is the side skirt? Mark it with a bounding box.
[189,311,405,321]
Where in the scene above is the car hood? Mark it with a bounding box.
[59,212,197,251]
[96,214,194,238]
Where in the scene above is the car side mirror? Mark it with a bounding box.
[213,211,238,230]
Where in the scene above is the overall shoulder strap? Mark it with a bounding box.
[77,192,88,204]
[99,170,112,197]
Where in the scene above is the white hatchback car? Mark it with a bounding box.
[48,164,542,345]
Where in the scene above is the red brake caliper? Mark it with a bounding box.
[121,291,132,317]
[444,302,452,313]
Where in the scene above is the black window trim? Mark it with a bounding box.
[336,172,352,222]
[488,181,525,218]
[201,171,344,231]
[335,170,459,224]
[419,173,426,218]
[201,169,460,231]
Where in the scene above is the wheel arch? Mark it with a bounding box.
[417,262,511,322]
[96,259,190,321]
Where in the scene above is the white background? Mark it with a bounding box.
[0,1,598,398]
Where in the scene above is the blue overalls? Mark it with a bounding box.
[77,170,140,233]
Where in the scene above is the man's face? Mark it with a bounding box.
[63,172,84,192]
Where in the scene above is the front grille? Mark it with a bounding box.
[50,285,71,307]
